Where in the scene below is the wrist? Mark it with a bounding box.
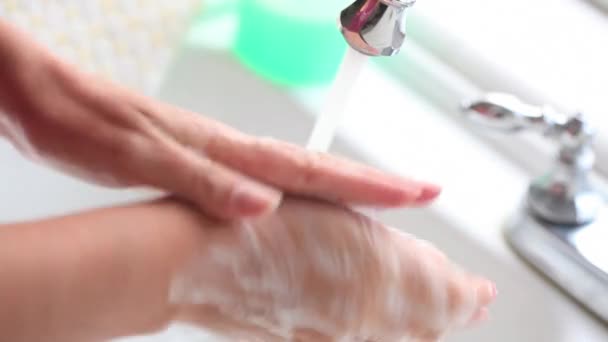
[0,199,214,341]
[0,21,55,116]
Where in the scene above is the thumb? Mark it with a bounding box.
[144,144,282,220]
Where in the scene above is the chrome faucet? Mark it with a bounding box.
[462,93,608,324]
[340,0,417,56]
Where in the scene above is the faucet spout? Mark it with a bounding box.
[340,0,416,56]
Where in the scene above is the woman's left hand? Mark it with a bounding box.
[173,197,496,341]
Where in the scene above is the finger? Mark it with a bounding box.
[477,279,497,307]
[137,140,282,219]
[445,269,470,325]
[446,270,496,329]
[205,134,441,207]
[175,154,282,219]
[144,103,441,207]
[464,277,496,326]
[470,307,489,324]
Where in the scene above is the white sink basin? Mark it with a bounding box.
[2,46,607,341]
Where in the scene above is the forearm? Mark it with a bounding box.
[0,199,212,342]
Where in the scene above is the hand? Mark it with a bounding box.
[0,19,440,219]
[172,197,497,341]
[0,197,492,342]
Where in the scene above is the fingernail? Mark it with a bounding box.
[415,184,442,204]
[232,183,282,216]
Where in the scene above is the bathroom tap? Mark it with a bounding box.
[462,93,608,325]
[462,93,603,226]
[306,0,417,152]
[340,0,417,56]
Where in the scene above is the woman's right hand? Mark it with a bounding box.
[0,20,440,221]
[172,197,497,341]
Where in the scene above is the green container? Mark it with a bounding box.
[234,0,347,86]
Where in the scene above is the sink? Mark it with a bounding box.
[2,45,607,341]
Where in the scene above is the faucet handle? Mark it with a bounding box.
[461,92,603,226]
[461,93,568,135]
[461,93,596,149]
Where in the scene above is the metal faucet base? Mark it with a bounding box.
[505,203,608,325]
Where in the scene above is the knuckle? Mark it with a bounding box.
[111,131,140,160]
[194,161,242,217]
[189,158,220,198]
[293,151,324,189]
